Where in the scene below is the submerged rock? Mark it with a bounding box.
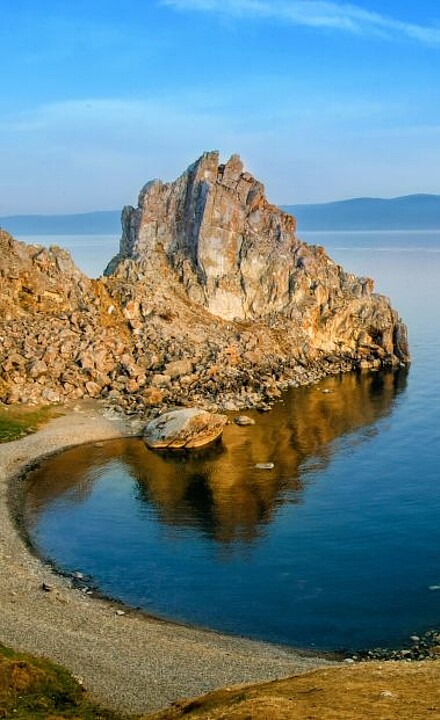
[143,408,228,449]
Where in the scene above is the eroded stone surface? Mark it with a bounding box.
[143,408,227,449]
[106,151,409,363]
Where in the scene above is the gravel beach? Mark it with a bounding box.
[0,402,337,714]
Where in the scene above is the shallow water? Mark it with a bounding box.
[24,231,440,651]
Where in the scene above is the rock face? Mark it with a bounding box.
[106,151,409,364]
[107,152,299,322]
[143,408,227,449]
[0,153,410,413]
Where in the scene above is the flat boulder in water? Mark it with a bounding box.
[234,415,256,426]
[143,408,228,450]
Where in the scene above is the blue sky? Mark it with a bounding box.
[1,0,440,213]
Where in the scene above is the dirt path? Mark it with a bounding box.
[0,402,337,714]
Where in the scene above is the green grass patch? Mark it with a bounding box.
[0,405,60,443]
[0,644,124,719]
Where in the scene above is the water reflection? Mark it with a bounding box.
[26,368,407,545]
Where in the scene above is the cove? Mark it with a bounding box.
[22,231,440,652]
[24,366,437,652]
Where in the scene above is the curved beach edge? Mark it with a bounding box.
[0,401,338,715]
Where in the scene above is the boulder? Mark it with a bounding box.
[164,359,193,378]
[234,415,256,426]
[143,408,227,449]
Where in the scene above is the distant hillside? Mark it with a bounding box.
[0,210,120,235]
[284,194,440,231]
[2,194,440,235]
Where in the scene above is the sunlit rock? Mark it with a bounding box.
[143,408,228,449]
[0,150,410,412]
[106,151,410,365]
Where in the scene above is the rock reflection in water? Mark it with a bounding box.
[25,368,407,545]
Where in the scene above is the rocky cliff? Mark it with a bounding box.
[106,151,409,363]
[0,153,409,413]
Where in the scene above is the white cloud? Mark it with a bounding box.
[161,0,440,45]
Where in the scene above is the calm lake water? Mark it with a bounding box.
[17,234,120,278]
[24,231,440,651]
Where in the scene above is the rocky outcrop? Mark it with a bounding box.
[106,151,409,366]
[0,154,409,414]
[0,230,141,407]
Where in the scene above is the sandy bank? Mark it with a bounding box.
[0,403,337,714]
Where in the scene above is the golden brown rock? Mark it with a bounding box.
[106,151,410,365]
[0,152,410,413]
[143,408,227,449]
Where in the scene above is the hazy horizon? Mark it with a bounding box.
[1,191,440,220]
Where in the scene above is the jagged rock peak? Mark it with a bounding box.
[105,153,409,365]
[105,151,298,321]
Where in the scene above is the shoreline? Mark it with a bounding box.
[0,401,338,714]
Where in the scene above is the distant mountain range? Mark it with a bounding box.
[284,194,440,231]
[1,194,440,235]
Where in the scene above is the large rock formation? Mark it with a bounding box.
[0,153,409,413]
[106,151,409,365]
